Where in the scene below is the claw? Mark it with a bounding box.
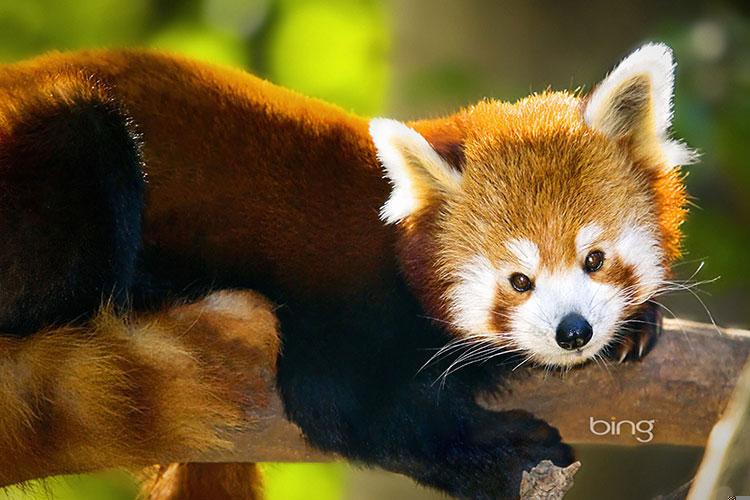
[637,331,650,359]
[616,336,633,363]
[608,301,663,363]
[618,350,628,364]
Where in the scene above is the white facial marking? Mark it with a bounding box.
[616,223,665,301]
[448,225,665,368]
[511,266,623,367]
[506,238,540,274]
[507,223,664,367]
[575,224,603,256]
[449,255,500,333]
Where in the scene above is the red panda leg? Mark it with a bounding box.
[0,78,144,335]
[141,463,263,500]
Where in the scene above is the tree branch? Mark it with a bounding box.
[477,319,750,447]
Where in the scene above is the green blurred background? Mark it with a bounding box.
[0,0,748,498]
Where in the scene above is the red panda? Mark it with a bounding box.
[0,43,690,498]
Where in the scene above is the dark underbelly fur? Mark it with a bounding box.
[272,280,574,498]
[0,97,574,499]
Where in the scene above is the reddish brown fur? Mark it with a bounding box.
[445,96,673,268]
[142,463,263,500]
[0,49,400,303]
[596,256,641,317]
[0,291,280,489]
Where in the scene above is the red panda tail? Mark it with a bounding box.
[140,463,263,500]
[0,290,281,488]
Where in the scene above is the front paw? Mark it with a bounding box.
[487,410,575,469]
[607,301,662,362]
[462,410,576,498]
[399,409,575,499]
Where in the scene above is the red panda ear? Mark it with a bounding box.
[584,43,697,168]
[369,118,462,224]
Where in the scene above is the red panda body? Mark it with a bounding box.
[0,45,691,498]
[1,50,396,305]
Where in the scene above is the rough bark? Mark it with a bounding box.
[477,319,750,447]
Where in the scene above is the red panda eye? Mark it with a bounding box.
[509,273,533,293]
[584,250,605,273]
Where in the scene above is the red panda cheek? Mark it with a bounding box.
[489,287,532,335]
[488,304,509,336]
[594,257,640,311]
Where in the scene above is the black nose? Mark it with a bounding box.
[555,313,593,350]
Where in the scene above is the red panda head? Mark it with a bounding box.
[370,43,692,367]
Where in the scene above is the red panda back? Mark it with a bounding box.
[2,50,401,302]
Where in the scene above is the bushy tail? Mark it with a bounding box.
[0,290,281,490]
[141,463,263,500]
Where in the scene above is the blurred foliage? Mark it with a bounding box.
[266,0,388,115]
[669,15,750,307]
[0,0,748,499]
[0,0,151,61]
[149,20,250,67]
[2,471,138,500]
[1,466,347,500]
[262,463,347,499]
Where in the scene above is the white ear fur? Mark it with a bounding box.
[369,118,462,224]
[584,43,697,167]
[585,43,674,135]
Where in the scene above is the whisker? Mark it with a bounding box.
[439,345,526,381]
[512,355,533,372]
[650,299,697,353]
[416,335,496,374]
[434,342,525,385]
[429,339,537,384]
